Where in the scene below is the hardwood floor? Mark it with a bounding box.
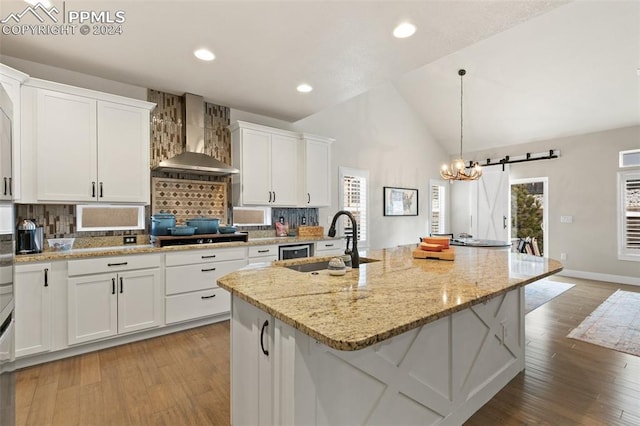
[15,277,640,425]
[16,322,231,426]
[467,276,640,426]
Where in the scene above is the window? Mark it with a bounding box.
[618,170,640,261]
[429,180,447,234]
[339,167,368,247]
[76,205,145,232]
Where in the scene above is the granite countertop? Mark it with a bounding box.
[217,245,563,351]
[14,235,340,263]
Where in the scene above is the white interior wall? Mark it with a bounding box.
[294,82,449,250]
[451,125,640,282]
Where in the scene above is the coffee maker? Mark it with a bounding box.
[17,219,43,254]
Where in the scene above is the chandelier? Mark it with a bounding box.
[440,69,482,181]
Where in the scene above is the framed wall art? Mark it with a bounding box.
[383,186,418,216]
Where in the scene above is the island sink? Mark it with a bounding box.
[284,257,380,272]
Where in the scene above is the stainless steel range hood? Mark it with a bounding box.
[153,93,239,176]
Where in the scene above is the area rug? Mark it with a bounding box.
[568,290,640,357]
[525,279,575,314]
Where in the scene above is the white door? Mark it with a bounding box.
[117,268,162,334]
[36,89,97,202]
[97,101,150,203]
[68,273,117,345]
[304,139,330,206]
[270,134,298,206]
[15,263,51,358]
[241,129,271,204]
[475,166,510,241]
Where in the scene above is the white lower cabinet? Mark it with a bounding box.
[15,263,52,358]
[165,247,247,324]
[231,297,274,426]
[67,254,162,345]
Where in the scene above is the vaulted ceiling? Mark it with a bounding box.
[1,0,637,154]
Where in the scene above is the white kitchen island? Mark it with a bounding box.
[218,246,563,425]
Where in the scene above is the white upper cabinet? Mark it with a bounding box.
[231,121,332,207]
[21,78,155,204]
[0,64,28,201]
[36,89,98,202]
[231,122,299,206]
[300,135,332,207]
[97,101,151,203]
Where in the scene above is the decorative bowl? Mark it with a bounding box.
[48,238,75,251]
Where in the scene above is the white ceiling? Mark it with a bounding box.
[1,0,638,155]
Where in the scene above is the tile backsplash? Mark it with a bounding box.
[15,204,148,238]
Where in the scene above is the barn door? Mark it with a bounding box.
[475,166,510,241]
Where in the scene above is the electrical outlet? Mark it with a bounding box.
[560,215,573,224]
[301,216,307,225]
[123,236,137,245]
[279,216,285,224]
[560,253,567,261]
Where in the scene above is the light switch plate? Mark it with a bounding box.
[560,215,573,224]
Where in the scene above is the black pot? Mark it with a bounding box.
[151,213,176,236]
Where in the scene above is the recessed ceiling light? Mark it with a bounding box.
[393,22,416,39]
[194,48,215,61]
[297,84,313,93]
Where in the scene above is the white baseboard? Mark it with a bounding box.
[558,269,640,286]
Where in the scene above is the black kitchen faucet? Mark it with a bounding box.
[327,210,360,268]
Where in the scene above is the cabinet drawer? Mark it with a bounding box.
[68,254,161,276]
[248,245,278,258]
[316,240,343,252]
[165,287,230,324]
[165,247,247,267]
[165,259,246,295]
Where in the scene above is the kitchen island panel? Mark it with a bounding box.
[234,287,524,426]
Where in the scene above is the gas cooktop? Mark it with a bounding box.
[150,232,248,248]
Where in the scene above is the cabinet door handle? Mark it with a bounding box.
[257,249,270,253]
[503,215,507,229]
[44,268,49,287]
[201,255,216,259]
[268,191,272,203]
[201,294,217,300]
[119,277,123,294]
[272,192,276,203]
[112,278,115,295]
[8,177,11,196]
[3,177,6,196]
[99,182,103,198]
[92,181,96,198]
[260,320,269,356]
[201,267,216,272]
[307,193,310,204]
[107,262,128,267]
[325,243,334,247]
